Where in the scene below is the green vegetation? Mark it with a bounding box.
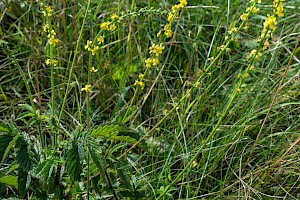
[1,0,300,199]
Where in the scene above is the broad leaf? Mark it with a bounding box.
[63,139,84,182]
[0,175,18,188]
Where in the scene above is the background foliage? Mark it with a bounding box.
[0,0,300,199]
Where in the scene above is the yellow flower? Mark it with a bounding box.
[49,36,59,46]
[167,13,174,22]
[97,36,104,44]
[109,23,117,31]
[263,14,277,31]
[43,24,48,32]
[45,59,58,66]
[134,80,145,90]
[145,58,152,68]
[252,7,260,14]
[274,2,284,17]
[179,0,187,8]
[240,13,249,21]
[247,49,262,61]
[91,67,98,73]
[139,74,144,79]
[192,160,198,168]
[263,40,270,50]
[100,22,110,30]
[47,30,56,37]
[110,13,119,21]
[149,44,165,57]
[91,46,99,56]
[227,27,238,34]
[164,29,173,38]
[172,4,180,13]
[85,40,92,50]
[42,5,52,17]
[152,58,159,66]
[208,57,214,61]
[81,85,92,92]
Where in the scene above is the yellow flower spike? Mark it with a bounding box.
[85,40,92,50]
[91,67,98,73]
[97,36,104,44]
[110,13,119,21]
[81,85,92,93]
[100,22,110,30]
[42,5,52,17]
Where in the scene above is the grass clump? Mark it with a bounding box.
[0,0,300,199]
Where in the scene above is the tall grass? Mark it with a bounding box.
[0,0,300,199]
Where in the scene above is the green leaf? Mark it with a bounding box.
[18,104,35,114]
[16,138,32,172]
[63,139,84,182]
[35,158,55,183]
[0,134,15,162]
[91,124,138,144]
[2,134,20,163]
[0,124,9,133]
[0,175,18,188]
[116,106,137,124]
[18,169,30,198]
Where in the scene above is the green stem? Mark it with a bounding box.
[58,0,91,123]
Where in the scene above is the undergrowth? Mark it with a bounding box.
[0,0,300,199]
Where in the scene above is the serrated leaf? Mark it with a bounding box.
[18,169,29,198]
[0,175,18,188]
[91,125,138,144]
[18,104,35,114]
[35,159,54,183]
[63,139,84,182]
[16,138,31,172]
